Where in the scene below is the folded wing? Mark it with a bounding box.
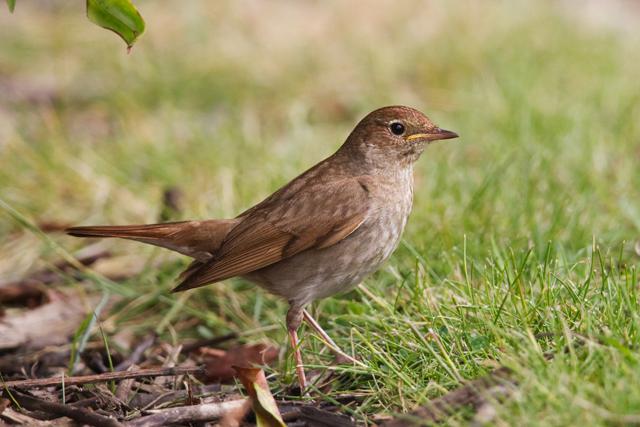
[172,177,370,291]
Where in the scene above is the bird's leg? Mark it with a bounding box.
[302,309,363,366]
[286,306,307,393]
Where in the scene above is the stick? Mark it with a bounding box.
[10,391,123,427]
[128,383,222,409]
[3,366,205,389]
[126,399,248,427]
[382,367,514,426]
[298,406,357,427]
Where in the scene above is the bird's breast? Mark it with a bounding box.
[245,170,414,305]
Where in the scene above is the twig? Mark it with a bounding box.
[382,367,514,426]
[3,366,205,389]
[298,406,357,426]
[125,399,248,427]
[129,384,222,410]
[9,391,123,427]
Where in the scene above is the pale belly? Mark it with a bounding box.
[244,206,410,307]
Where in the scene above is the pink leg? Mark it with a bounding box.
[302,309,362,366]
[286,306,307,393]
[288,327,307,392]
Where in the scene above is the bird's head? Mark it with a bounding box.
[342,105,458,169]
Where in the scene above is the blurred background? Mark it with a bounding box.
[1,0,640,422]
[2,1,639,259]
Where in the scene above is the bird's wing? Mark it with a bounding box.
[172,177,371,292]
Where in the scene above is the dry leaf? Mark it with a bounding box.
[0,290,95,351]
[0,281,48,310]
[233,366,285,427]
[200,343,278,383]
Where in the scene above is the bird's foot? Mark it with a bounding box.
[288,326,308,394]
[302,309,364,367]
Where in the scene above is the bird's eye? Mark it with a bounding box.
[390,122,405,136]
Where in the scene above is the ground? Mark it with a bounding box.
[1,1,640,425]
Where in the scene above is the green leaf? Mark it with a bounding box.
[6,0,16,13]
[86,0,145,51]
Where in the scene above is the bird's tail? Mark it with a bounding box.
[66,222,187,239]
[66,219,238,261]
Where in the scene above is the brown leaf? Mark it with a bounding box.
[0,281,48,309]
[200,343,278,383]
[0,289,96,351]
[233,366,286,427]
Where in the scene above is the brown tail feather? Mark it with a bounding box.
[66,222,189,239]
[66,219,239,262]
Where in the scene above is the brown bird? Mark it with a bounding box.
[67,106,458,391]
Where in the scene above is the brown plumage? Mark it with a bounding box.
[67,220,237,262]
[67,105,458,391]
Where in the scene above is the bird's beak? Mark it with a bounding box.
[406,128,459,143]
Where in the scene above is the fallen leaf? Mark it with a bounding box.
[233,366,285,427]
[0,289,96,351]
[0,281,48,309]
[200,343,278,383]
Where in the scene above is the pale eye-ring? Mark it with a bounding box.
[389,121,406,136]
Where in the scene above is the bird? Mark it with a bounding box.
[66,105,458,391]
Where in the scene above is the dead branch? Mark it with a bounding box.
[382,367,515,426]
[3,366,205,389]
[9,391,123,427]
[128,384,223,409]
[125,399,248,427]
[298,406,357,426]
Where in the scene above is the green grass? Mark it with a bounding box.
[1,1,640,425]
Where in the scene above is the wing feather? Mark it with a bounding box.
[172,177,370,292]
